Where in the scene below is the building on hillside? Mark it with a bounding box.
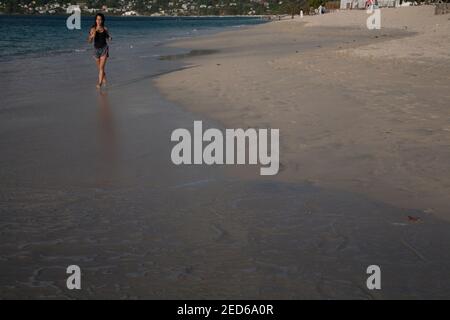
[340,0,399,9]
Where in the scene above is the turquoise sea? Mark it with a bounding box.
[0,15,266,60]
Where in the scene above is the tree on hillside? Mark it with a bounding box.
[283,0,307,18]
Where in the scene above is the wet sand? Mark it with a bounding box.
[1,10,450,299]
[3,178,450,299]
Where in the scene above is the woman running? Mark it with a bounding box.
[88,13,111,89]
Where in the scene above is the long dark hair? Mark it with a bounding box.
[92,13,105,28]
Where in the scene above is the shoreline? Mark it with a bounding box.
[155,6,450,220]
[3,9,450,298]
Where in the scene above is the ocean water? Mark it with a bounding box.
[0,15,266,60]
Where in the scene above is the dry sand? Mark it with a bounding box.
[303,6,450,60]
[155,6,450,220]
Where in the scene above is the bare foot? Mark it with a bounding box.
[96,83,101,89]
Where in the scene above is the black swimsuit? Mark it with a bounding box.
[93,29,109,58]
[94,30,109,49]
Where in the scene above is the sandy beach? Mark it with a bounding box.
[155,6,450,220]
[1,11,450,299]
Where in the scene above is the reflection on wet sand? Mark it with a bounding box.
[96,90,118,187]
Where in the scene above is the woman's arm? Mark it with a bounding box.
[88,27,95,43]
[105,27,112,41]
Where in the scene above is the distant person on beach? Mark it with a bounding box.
[88,13,111,89]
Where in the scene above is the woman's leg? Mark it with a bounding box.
[99,56,107,86]
[95,58,101,88]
